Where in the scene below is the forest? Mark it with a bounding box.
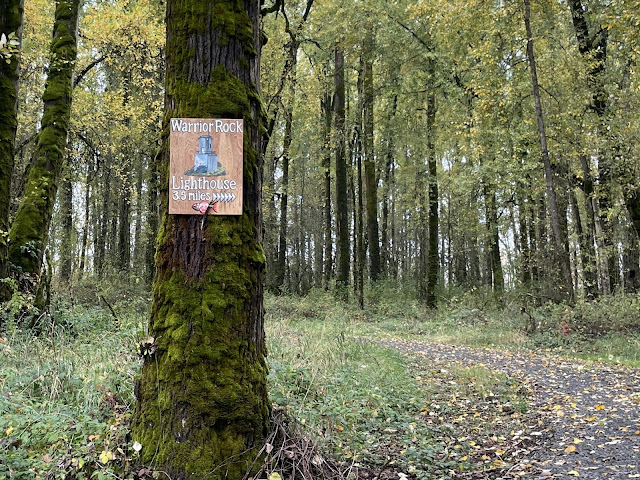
[1,0,640,479]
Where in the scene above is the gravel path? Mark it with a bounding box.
[377,339,640,479]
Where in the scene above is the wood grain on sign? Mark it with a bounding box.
[169,118,244,215]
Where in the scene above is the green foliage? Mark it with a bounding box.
[0,304,143,479]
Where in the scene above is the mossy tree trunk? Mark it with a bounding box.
[0,0,24,300]
[131,1,269,478]
[8,0,78,287]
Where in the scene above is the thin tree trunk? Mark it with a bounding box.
[144,151,159,286]
[425,64,438,308]
[78,159,92,278]
[59,164,73,284]
[322,82,332,290]
[362,32,380,282]
[334,44,349,295]
[133,158,144,273]
[524,0,574,303]
[117,164,131,275]
[274,45,296,293]
[485,184,504,298]
[95,168,111,275]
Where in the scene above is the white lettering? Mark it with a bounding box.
[171,119,183,131]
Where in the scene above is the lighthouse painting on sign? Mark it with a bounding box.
[184,135,226,176]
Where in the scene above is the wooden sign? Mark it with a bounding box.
[169,118,243,215]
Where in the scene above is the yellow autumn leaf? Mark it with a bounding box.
[99,450,115,464]
[496,449,505,455]
[268,473,282,480]
[565,445,576,453]
[5,426,14,436]
[573,438,583,444]
[568,470,580,476]
[595,404,605,410]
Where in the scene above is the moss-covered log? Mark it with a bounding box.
[7,0,79,278]
[131,1,269,478]
[0,0,24,300]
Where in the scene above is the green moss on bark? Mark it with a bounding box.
[131,1,268,478]
[7,0,78,276]
[0,0,24,299]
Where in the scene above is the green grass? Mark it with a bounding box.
[265,293,533,478]
[1,284,638,479]
[276,283,640,367]
[0,303,144,480]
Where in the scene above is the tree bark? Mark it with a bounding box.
[523,0,574,303]
[485,183,504,298]
[133,157,144,274]
[334,44,349,295]
[117,164,131,275]
[425,61,438,308]
[321,77,332,290]
[78,157,93,279]
[95,168,111,275]
[274,42,297,294]
[143,154,158,286]
[0,0,24,300]
[59,164,73,284]
[8,0,79,304]
[131,1,269,477]
[362,32,380,282]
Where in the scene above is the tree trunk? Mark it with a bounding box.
[131,2,269,477]
[143,155,158,286]
[425,63,438,308]
[274,44,296,293]
[523,0,574,303]
[334,44,349,295]
[133,158,144,274]
[517,191,531,287]
[321,81,332,290]
[0,0,24,300]
[58,164,73,284]
[623,211,639,293]
[8,0,79,306]
[362,33,380,282]
[95,167,111,275]
[576,155,599,297]
[117,164,131,275]
[485,184,504,298]
[78,159,92,278]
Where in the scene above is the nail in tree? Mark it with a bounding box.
[130,1,269,478]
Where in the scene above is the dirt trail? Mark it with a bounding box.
[378,339,640,479]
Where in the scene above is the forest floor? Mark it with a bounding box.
[3,288,640,480]
[375,338,640,479]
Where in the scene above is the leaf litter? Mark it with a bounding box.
[378,338,640,479]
